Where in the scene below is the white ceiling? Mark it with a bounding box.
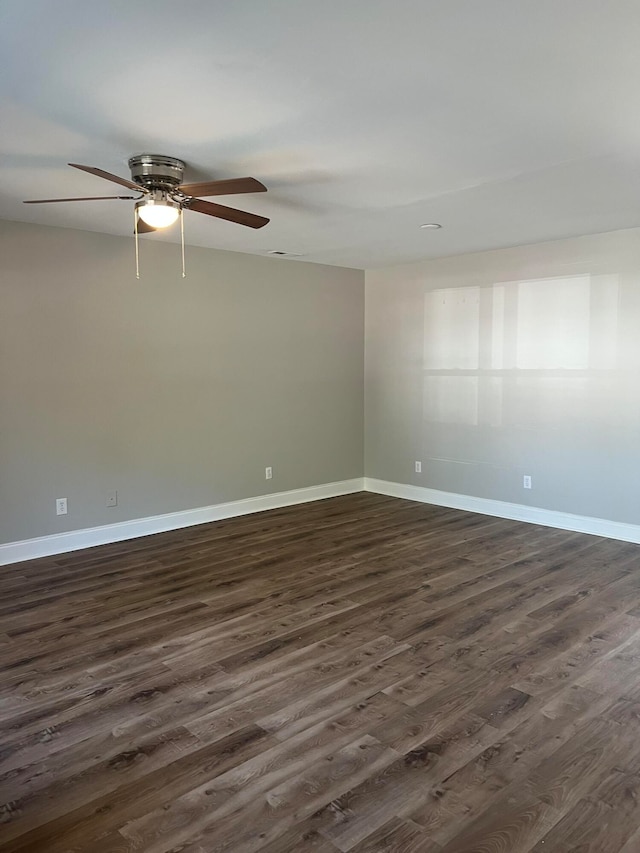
[2,0,640,269]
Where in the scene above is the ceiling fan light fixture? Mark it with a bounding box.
[137,197,180,228]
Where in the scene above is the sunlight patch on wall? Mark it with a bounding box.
[423,273,620,428]
[516,276,591,370]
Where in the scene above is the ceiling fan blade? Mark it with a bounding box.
[135,218,157,235]
[69,163,146,192]
[178,177,267,197]
[24,195,137,204]
[186,198,269,229]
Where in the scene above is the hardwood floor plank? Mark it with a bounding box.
[530,797,640,852]
[344,816,439,852]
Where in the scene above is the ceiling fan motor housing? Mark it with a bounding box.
[128,154,185,190]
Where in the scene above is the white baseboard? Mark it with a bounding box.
[5,475,638,566]
[0,478,365,566]
[364,478,640,545]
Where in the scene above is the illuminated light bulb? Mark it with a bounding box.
[137,200,180,228]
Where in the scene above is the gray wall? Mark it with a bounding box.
[0,220,364,544]
[365,228,640,525]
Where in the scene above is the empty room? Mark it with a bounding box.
[3,1,640,851]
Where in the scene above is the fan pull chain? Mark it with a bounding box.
[134,210,140,279]
[180,208,186,278]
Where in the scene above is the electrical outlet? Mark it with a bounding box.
[415,461,422,473]
[56,497,68,516]
[106,490,118,508]
[265,466,273,480]
[523,475,532,489]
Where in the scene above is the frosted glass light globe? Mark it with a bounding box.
[138,201,180,228]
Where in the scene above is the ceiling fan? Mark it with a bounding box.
[23,154,270,233]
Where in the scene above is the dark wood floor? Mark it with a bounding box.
[3,493,640,852]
